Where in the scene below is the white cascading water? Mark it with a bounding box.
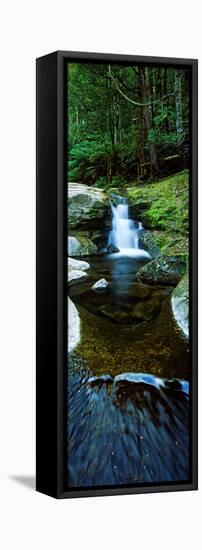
[108,199,150,258]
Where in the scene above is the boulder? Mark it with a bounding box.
[98,304,130,323]
[92,278,108,290]
[68,270,87,282]
[68,257,90,271]
[68,298,80,352]
[68,235,97,256]
[136,254,187,285]
[107,244,120,254]
[139,230,167,259]
[139,230,188,259]
[68,257,90,283]
[114,372,164,390]
[68,182,110,230]
[87,374,113,387]
[171,273,189,338]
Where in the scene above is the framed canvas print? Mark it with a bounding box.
[36,51,198,498]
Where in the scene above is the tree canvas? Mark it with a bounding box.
[67,60,192,489]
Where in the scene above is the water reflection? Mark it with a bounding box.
[109,255,149,294]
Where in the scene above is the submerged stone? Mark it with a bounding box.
[151,288,171,300]
[131,298,161,321]
[98,304,130,323]
[125,282,151,300]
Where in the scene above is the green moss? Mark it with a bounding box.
[127,170,189,234]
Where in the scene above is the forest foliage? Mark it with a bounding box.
[68,63,190,186]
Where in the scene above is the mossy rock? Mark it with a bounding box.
[127,170,189,234]
[68,234,97,256]
[139,230,169,258]
[136,254,187,285]
[68,183,110,230]
[139,230,188,259]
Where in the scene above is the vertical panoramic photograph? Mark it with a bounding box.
[67,61,190,489]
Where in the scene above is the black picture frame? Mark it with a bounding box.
[36,50,198,499]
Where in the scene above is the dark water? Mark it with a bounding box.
[69,253,154,321]
[68,252,190,488]
[68,355,189,487]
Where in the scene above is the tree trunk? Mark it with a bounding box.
[175,71,183,144]
[140,67,159,177]
[163,67,169,134]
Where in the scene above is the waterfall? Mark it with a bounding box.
[108,197,150,258]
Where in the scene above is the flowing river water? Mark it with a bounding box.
[68,197,190,488]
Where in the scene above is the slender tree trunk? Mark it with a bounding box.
[137,67,145,179]
[140,67,159,176]
[175,71,183,143]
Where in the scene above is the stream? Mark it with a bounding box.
[68,196,190,488]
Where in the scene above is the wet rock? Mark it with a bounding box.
[96,247,108,255]
[68,257,90,282]
[164,378,189,396]
[114,372,165,390]
[68,257,90,271]
[139,230,188,262]
[164,379,182,392]
[139,230,165,258]
[98,304,130,323]
[68,298,80,352]
[92,278,108,290]
[87,374,113,387]
[107,244,120,254]
[131,298,161,321]
[180,380,189,395]
[136,254,187,285]
[68,235,97,256]
[68,270,87,282]
[68,182,110,230]
[151,288,171,300]
[171,273,189,338]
